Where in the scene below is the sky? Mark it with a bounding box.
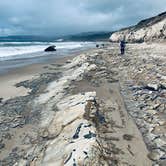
[0,0,166,36]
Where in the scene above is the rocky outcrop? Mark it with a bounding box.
[39,92,98,166]
[15,52,100,166]
[110,11,166,42]
[44,45,56,52]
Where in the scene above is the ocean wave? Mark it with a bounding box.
[0,42,48,47]
[0,42,91,60]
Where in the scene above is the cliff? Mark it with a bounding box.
[109,11,166,42]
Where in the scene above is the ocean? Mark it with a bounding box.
[0,41,96,73]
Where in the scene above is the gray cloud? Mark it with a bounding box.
[0,0,166,36]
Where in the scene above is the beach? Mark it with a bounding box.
[0,42,166,166]
[0,55,75,101]
[0,41,95,100]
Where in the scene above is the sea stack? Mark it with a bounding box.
[44,45,56,52]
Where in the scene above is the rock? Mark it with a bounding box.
[0,143,5,150]
[157,120,165,126]
[1,125,9,131]
[101,44,105,48]
[95,59,105,65]
[139,127,149,135]
[42,130,49,139]
[153,104,160,109]
[66,60,72,64]
[99,67,107,71]
[145,83,160,91]
[87,64,97,71]
[123,134,134,141]
[10,121,20,128]
[36,92,98,165]
[145,109,157,115]
[160,83,166,90]
[72,123,83,139]
[44,45,56,52]
[148,151,161,161]
[161,75,166,80]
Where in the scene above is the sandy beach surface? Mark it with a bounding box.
[0,43,166,166]
[0,55,74,101]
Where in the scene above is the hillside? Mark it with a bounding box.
[64,31,112,41]
[109,11,166,42]
[0,32,112,42]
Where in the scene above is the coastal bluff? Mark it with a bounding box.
[110,11,166,42]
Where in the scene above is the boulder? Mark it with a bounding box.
[96,44,99,48]
[145,83,160,91]
[44,45,56,52]
[0,143,5,150]
[147,150,163,161]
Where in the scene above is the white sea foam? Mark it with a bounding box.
[0,42,91,60]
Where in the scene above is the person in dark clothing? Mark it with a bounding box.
[120,40,126,55]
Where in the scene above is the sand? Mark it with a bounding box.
[0,55,74,101]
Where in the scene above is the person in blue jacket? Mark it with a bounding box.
[120,40,126,55]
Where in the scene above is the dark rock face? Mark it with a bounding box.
[44,45,56,52]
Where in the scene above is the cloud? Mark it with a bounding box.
[0,0,166,36]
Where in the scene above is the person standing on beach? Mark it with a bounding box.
[120,40,126,55]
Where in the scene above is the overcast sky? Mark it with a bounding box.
[0,0,166,36]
